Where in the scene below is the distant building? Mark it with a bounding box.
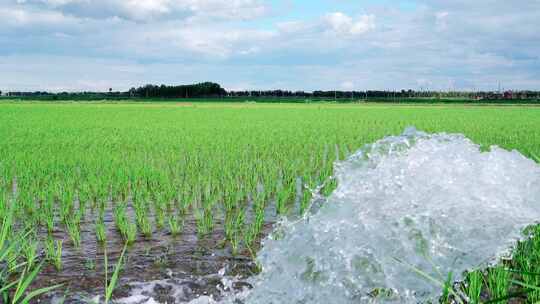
[503,90,513,99]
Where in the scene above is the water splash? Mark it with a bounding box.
[238,127,540,303]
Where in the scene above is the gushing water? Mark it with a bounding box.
[236,127,540,303]
[119,128,540,303]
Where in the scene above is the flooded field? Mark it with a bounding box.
[1,103,540,303]
[33,128,540,304]
[33,210,273,303]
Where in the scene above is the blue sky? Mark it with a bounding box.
[0,0,539,92]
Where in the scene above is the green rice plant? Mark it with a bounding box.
[321,177,337,197]
[0,209,22,275]
[225,210,245,255]
[244,202,265,251]
[465,270,484,304]
[45,238,63,271]
[275,188,289,216]
[59,190,75,225]
[124,221,137,245]
[0,211,62,303]
[139,216,152,238]
[114,202,138,244]
[486,266,510,303]
[440,271,454,304]
[113,203,129,241]
[168,215,183,236]
[134,197,152,238]
[95,219,106,244]
[103,243,127,304]
[1,263,63,304]
[22,239,38,268]
[224,212,236,242]
[512,225,540,302]
[195,205,214,236]
[154,204,165,230]
[4,245,20,273]
[0,265,62,304]
[65,219,81,248]
[41,194,55,234]
[510,279,540,302]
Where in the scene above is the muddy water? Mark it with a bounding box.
[30,202,275,303]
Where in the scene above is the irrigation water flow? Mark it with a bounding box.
[119,127,540,304]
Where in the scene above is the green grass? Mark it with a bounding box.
[0,101,539,301]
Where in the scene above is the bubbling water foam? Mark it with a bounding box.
[236,127,540,303]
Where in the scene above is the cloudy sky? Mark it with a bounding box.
[1,0,539,92]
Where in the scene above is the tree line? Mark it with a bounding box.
[2,82,540,102]
[226,89,540,100]
[2,82,227,100]
[129,82,226,98]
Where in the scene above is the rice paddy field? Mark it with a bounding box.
[0,101,540,303]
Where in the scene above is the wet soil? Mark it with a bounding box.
[29,207,274,304]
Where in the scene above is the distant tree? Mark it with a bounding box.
[131,82,226,98]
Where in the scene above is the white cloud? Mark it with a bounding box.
[122,25,276,58]
[15,0,269,22]
[324,12,375,35]
[0,6,73,27]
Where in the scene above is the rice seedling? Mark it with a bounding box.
[194,205,214,237]
[124,221,137,244]
[465,270,484,304]
[168,215,183,236]
[45,238,63,271]
[65,219,81,248]
[114,202,137,244]
[95,219,106,244]
[5,246,20,273]
[440,271,454,304]
[226,210,245,255]
[4,264,63,304]
[275,187,289,216]
[0,212,62,303]
[154,204,165,230]
[245,192,266,250]
[486,266,510,303]
[510,279,540,302]
[509,225,540,302]
[42,194,55,234]
[139,216,153,238]
[134,197,153,238]
[103,243,127,304]
[22,239,39,268]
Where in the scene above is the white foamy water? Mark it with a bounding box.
[119,128,540,303]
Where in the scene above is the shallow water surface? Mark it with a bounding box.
[32,210,272,303]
